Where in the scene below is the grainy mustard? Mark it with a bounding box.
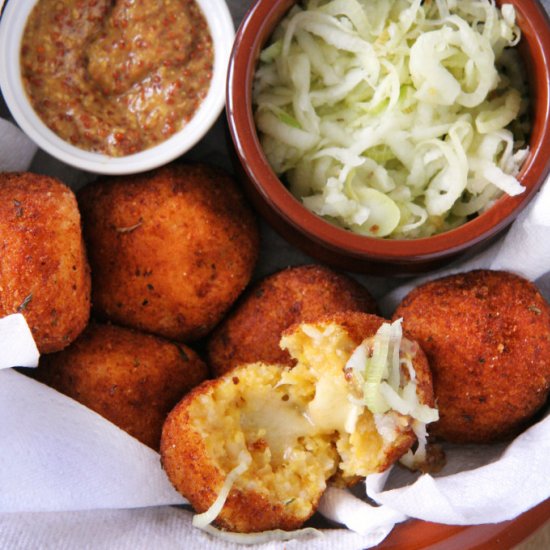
[21,0,213,156]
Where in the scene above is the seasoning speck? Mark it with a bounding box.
[17,292,33,313]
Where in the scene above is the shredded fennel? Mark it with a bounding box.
[193,451,251,529]
[193,450,323,542]
[198,525,323,545]
[346,319,438,465]
[399,420,429,469]
[253,0,530,238]
[347,319,438,422]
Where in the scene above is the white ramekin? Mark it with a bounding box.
[0,0,234,175]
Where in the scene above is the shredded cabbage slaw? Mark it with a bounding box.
[346,318,439,467]
[253,0,530,238]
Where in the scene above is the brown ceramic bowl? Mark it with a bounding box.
[375,498,550,549]
[227,0,550,275]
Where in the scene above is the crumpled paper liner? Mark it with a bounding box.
[0,506,381,550]
[368,415,550,525]
[0,314,38,369]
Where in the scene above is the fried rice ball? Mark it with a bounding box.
[0,172,90,353]
[207,265,378,376]
[161,312,435,533]
[394,270,550,443]
[33,322,208,449]
[78,163,259,341]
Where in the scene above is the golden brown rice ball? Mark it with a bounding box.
[34,322,208,449]
[78,163,259,341]
[207,264,378,376]
[161,312,434,532]
[0,172,90,353]
[394,270,550,443]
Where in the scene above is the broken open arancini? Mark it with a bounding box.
[161,312,437,533]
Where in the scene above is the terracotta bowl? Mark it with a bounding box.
[227,0,550,275]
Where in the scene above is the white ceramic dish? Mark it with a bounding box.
[0,0,234,175]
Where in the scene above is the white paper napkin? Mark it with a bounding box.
[368,415,550,525]
[0,314,39,369]
[0,506,381,550]
[0,368,186,513]
[0,118,37,171]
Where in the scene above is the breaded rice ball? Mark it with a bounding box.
[78,163,259,341]
[34,322,208,449]
[0,172,90,353]
[394,270,550,443]
[207,265,378,376]
[161,312,435,533]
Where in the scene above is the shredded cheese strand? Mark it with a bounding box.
[198,524,323,545]
[192,451,252,529]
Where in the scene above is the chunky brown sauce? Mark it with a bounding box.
[21,0,213,156]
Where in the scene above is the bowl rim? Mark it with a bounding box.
[227,0,550,262]
[0,0,235,175]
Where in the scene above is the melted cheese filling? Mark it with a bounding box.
[188,322,422,521]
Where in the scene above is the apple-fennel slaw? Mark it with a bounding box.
[253,0,530,238]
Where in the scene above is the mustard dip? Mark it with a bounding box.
[21,0,214,156]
